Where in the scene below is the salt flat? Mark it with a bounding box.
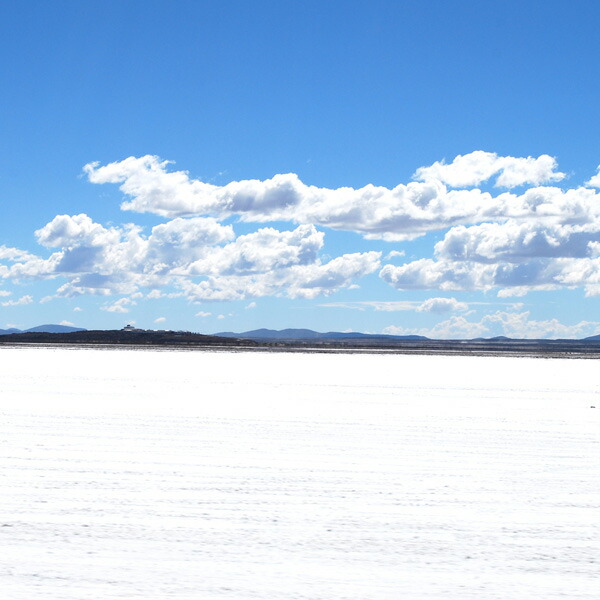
[1,347,599,599]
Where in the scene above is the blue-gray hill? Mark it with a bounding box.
[0,324,86,335]
[214,328,429,341]
[0,328,22,335]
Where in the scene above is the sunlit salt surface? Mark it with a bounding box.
[1,347,599,599]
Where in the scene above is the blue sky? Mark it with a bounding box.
[2,0,600,338]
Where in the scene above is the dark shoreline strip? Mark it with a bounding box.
[1,341,599,359]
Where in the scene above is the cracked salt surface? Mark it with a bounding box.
[1,347,599,599]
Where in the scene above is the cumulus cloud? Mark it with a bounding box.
[101,297,137,313]
[7,210,380,303]
[383,316,487,339]
[2,295,33,307]
[384,311,600,340]
[416,297,469,313]
[84,156,452,240]
[479,311,600,339]
[84,156,308,220]
[379,182,600,296]
[381,258,493,292]
[33,213,234,281]
[380,255,600,295]
[59,320,75,326]
[413,151,565,188]
[36,213,121,248]
[433,221,600,263]
[180,251,381,302]
[146,217,234,269]
[586,166,600,188]
[0,245,38,263]
[0,246,47,279]
[382,220,600,297]
[7,151,600,306]
[154,317,166,323]
[83,152,581,242]
[179,225,324,277]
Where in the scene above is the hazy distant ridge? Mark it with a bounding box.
[0,324,86,335]
[214,328,429,341]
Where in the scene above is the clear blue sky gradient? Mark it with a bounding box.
[2,1,600,337]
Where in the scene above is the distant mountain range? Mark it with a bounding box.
[215,328,600,342]
[0,324,86,335]
[214,328,429,341]
[2,324,600,343]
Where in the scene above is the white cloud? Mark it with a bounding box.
[321,298,468,313]
[381,325,412,335]
[480,311,600,339]
[82,153,579,242]
[383,316,487,339]
[416,297,469,313]
[101,297,137,313]
[73,306,83,312]
[36,213,121,248]
[384,311,600,340]
[245,302,256,309]
[379,182,600,294]
[146,217,234,270]
[2,295,33,307]
[0,245,38,263]
[424,316,490,339]
[0,245,51,280]
[6,152,600,306]
[413,151,565,189]
[381,247,600,297]
[180,251,381,302]
[381,258,494,292]
[27,214,234,291]
[59,320,75,326]
[154,317,166,323]
[376,181,600,297]
[84,156,311,220]
[180,225,324,277]
[8,210,379,303]
[195,311,212,317]
[433,221,600,263]
[586,165,600,188]
[0,290,11,297]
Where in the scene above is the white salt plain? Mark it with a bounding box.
[1,347,599,599]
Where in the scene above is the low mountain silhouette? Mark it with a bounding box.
[0,324,86,335]
[214,328,429,341]
[0,328,254,346]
